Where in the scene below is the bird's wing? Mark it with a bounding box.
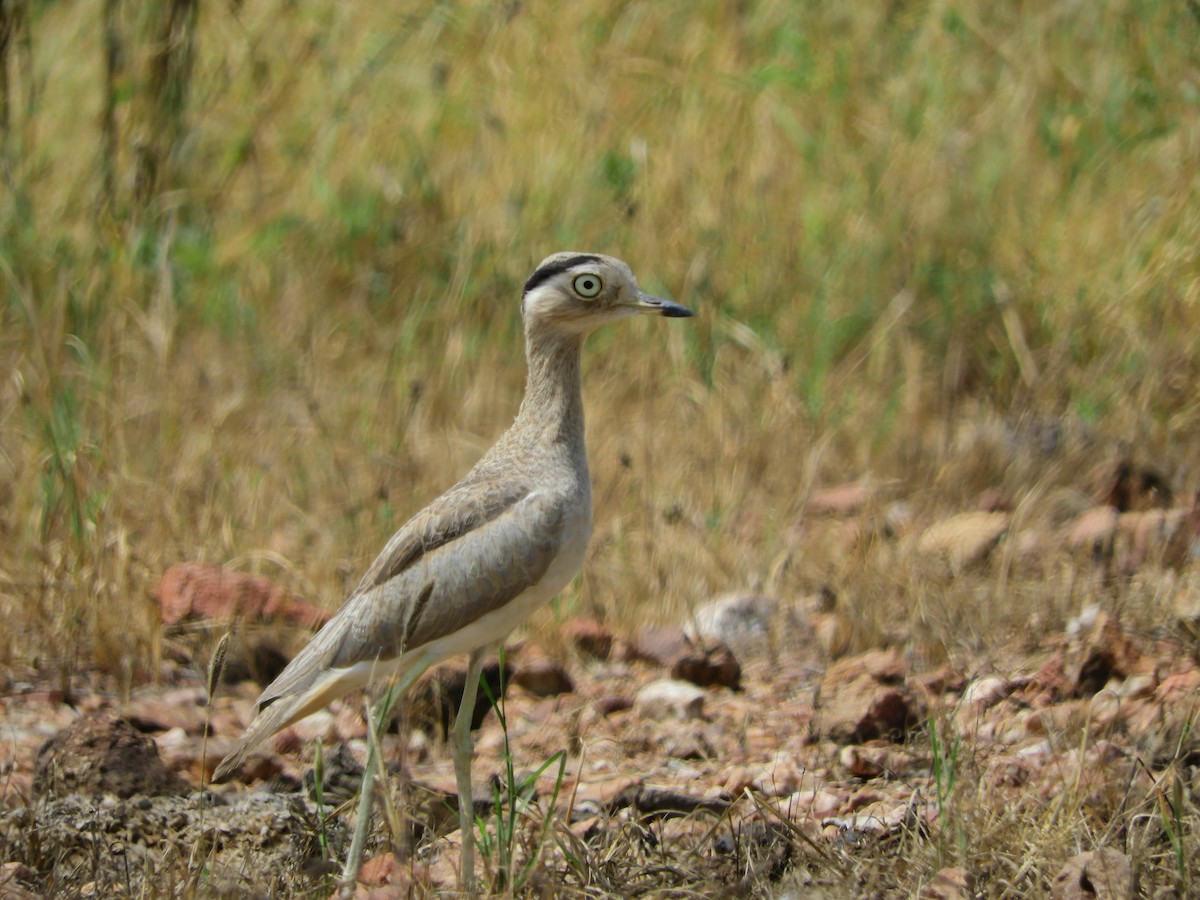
[212,479,566,781]
[327,480,567,670]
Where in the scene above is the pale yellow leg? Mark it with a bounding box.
[453,647,488,894]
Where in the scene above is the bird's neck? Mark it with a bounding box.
[515,325,586,454]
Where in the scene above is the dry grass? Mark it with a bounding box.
[3,0,1200,894]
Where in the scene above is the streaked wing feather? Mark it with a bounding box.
[332,487,564,666]
[251,481,559,710]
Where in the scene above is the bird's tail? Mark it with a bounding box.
[210,667,361,783]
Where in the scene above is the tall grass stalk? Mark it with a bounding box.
[477,650,567,893]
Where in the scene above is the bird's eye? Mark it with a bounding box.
[572,274,603,298]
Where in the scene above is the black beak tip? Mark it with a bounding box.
[660,301,695,318]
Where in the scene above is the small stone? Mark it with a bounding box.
[0,862,39,900]
[512,652,574,697]
[670,641,741,690]
[566,775,642,813]
[841,745,885,778]
[562,618,613,660]
[1052,848,1133,899]
[961,675,1011,709]
[922,866,975,900]
[635,679,706,721]
[122,689,208,735]
[917,511,1009,569]
[1155,669,1200,703]
[809,789,845,818]
[625,626,691,667]
[288,709,336,744]
[569,816,601,842]
[593,695,633,716]
[812,613,853,660]
[632,785,728,818]
[817,652,923,744]
[1072,612,1142,697]
[662,726,716,760]
[357,852,425,892]
[809,481,875,516]
[911,666,967,697]
[840,744,918,779]
[688,593,776,654]
[1066,506,1119,552]
[1021,653,1070,703]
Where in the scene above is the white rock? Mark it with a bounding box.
[635,679,706,721]
[688,592,777,650]
[962,675,1011,708]
[289,709,336,743]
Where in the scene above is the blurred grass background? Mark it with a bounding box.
[2,0,1199,684]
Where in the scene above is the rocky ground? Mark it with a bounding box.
[3,462,1200,898]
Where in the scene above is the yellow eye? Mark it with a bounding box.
[573,273,603,298]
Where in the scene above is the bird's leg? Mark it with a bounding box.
[339,659,430,897]
[453,647,487,893]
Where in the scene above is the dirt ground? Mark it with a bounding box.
[4,463,1200,898]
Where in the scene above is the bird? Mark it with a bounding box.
[211,252,693,886]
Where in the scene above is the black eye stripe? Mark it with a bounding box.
[522,254,603,296]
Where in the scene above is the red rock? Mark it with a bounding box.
[819,682,922,744]
[624,625,691,667]
[1021,654,1069,703]
[824,648,908,685]
[569,816,601,842]
[749,753,813,796]
[984,754,1032,789]
[272,727,304,755]
[804,789,845,818]
[721,765,756,795]
[152,562,330,628]
[910,666,967,697]
[1154,669,1200,703]
[358,852,412,887]
[842,786,886,813]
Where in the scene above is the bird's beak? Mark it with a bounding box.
[632,291,694,318]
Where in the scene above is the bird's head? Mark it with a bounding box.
[521,252,693,334]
